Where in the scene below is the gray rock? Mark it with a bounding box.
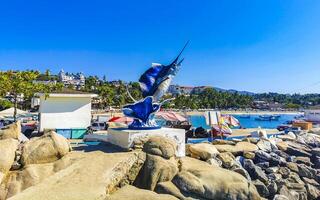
[306,183,320,200]
[311,148,320,157]
[206,157,222,167]
[297,164,317,179]
[267,181,278,199]
[273,194,289,200]
[266,167,279,174]
[253,179,269,198]
[295,156,311,166]
[278,167,291,179]
[243,159,268,184]
[278,185,299,200]
[302,177,319,186]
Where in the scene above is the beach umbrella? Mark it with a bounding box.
[108,116,133,124]
[156,111,187,122]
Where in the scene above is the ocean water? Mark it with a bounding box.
[189,114,298,129]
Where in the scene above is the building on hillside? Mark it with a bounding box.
[168,85,214,95]
[304,110,320,122]
[58,69,85,90]
[252,100,269,110]
[191,86,213,94]
[36,89,97,138]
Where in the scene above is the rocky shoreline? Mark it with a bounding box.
[0,122,320,200]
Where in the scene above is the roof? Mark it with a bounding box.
[35,88,97,98]
[0,107,27,116]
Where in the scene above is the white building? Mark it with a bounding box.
[36,90,97,132]
[58,69,85,89]
[305,110,320,122]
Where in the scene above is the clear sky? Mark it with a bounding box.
[0,0,320,94]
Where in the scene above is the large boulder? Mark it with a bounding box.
[0,139,19,183]
[214,142,258,155]
[172,157,261,200]
[143,136,177,159]
[106,185,178,200]
[155,181,187,200]
[188,143,219,160]
[21,131,71,166]
[2,151,144,200]
[134,154,178,191]
[0,121,21,140]
[217,152,235,168]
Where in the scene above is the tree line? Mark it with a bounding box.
[2,70,320,115]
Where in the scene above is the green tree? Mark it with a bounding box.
[0,70,62,121]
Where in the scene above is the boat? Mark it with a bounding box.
[255,115,280,121]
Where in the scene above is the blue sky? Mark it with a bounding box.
[0,0,320,93]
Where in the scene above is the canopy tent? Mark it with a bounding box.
[156,111,187,122]
[0,107,27,117]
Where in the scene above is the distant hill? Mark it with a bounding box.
[214,87,255,96]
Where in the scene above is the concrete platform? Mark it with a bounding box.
[108,127,185,157]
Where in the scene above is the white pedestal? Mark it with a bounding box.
[108,127,185,157]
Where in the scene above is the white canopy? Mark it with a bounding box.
[0,107,27,116]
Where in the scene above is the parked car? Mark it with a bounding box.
[90,122,108,132]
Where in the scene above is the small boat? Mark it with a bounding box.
[255,115,279,121]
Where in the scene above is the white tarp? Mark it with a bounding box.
[0,107,27,116]
[204,111,220,126]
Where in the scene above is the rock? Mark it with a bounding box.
[306,183,320,200]
[295,156,311,166]
[285,142,312,157]
[278,133,296,141]
[267,181,278,198]
[212,139,235,145]
[268,173,282,182]
[286,162,299,173]
[273,194,289,200]
[232,167,251,181]
[106,185,179,200]
[2,151,145,200]
[0,139,19,182]
[254,150,285,167]
[235,142,259,153]
[299,133,320,147]
[143,136,177,159]
[311,148,320,157]
[302,177,319,186]
[278,167,291,179]
[257,140,274,152]
[244,152,255,159]
[278,185,299,200]
[21,131,71,166]
[214,142,258,155]
[265,167,279,174]
[242,137,259,144]
[188,143,219,160]
[276,141,288,151]
[243,159,268,184]
[252,179,269,198]
[297,164,317,179]
[0,121,20,140]
[206,157,222,167]
[134,154,178,191]
[154,181,187,200]
[217,152,235,168]
[173,157,261,200]
[256,162,269,169]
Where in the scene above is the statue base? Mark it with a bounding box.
[108,127,185,157]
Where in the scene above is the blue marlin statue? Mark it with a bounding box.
[123,42,188,130]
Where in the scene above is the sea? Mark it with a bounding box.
[189,114,298,129]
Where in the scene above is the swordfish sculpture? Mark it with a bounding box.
[123,42,188,130]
